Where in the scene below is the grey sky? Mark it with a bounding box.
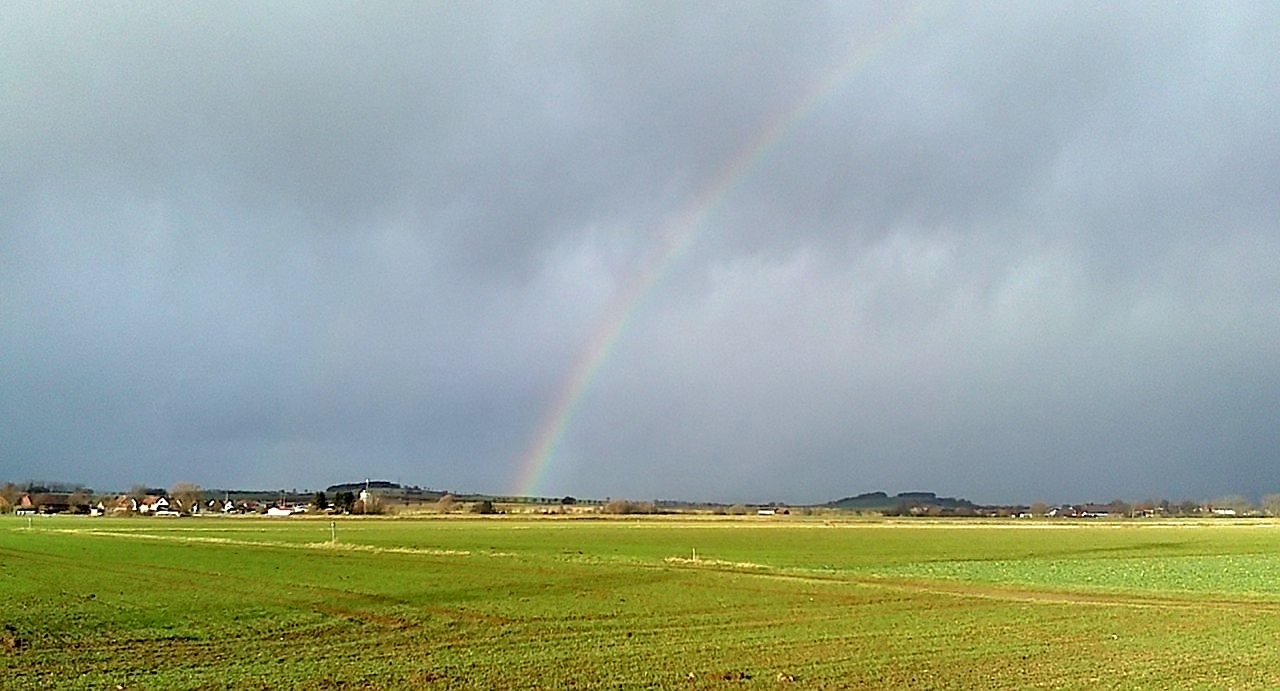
[3,1,1279,503]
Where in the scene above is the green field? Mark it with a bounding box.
[5,516,1280,689]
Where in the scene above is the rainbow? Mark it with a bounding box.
[512,6,929,497]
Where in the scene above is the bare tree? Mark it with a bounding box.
[170,482,203,513]
[603,499,656,515]
[68,488,91,512]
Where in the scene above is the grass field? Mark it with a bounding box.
[5,516,1280,689]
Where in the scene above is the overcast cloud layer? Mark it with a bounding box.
[4,1,1280,503]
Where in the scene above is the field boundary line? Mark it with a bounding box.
[659,555,1280,612]
[847,575,1280,611]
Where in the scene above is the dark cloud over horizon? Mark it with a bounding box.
[4,1,1280,504]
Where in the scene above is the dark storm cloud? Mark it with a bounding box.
[3,1,1279,503]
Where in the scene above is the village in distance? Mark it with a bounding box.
[1,479,1275,520]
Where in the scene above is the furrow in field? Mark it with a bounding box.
[850,576,1280,610]
[661,555,1280,612]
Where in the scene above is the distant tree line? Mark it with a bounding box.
[602,499,658,515]
[326,480,402,493]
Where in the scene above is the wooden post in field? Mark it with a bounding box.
[330,520,336,543]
